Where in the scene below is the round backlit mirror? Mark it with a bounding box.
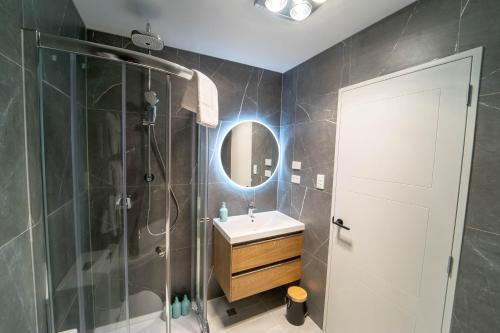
[220,121,279,188]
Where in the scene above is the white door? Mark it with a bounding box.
[325,56,475,333]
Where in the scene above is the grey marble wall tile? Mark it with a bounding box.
[42,82,73,213]
[87,108,122,188]
[278,124,293,183]
[254,180,278,212]
[465,104,500,235]
[293,120,335,191]
[128,252,167,301]
[281,68,297,126]
[295,42,348,123]
[59,0,86,40]
[0,0,22,65]
[171,116,195,185]
[125,113,168,187]
[23,0,79,37]
[41,49,71,96]
[300,188,331,254]
[170,184,193,251]
[125,185,167,257]
[209,60,256,121]
[452,228,500,333]
[373,0,460,77]
[289,184,306,221]
[0,230,37,333]
[277,180,292,216]
[53,289,78,332]
[257,70,282,126]
[0,54,29,247]
[458,0,500,237]
[87,58,123,111]
[170,247,192,297]
[32,223,48,333]
[207,182,255,219]
[47,200,76,287]
[300,250,327,328]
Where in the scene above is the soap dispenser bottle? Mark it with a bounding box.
[172,296,181,319]
[181,294,191,316]
[219,202,228,222]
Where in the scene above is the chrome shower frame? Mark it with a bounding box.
[32,30,193,80]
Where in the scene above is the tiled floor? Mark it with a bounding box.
[206,291,322,333]
[90,289,321,333]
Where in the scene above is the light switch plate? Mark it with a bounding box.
[291,175,301,184]
[253,164,258,175]
[264,170,272,177]
[316,174,325,190]
[265,158,272,166]
[292,161,302,170]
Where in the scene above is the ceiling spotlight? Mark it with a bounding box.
[265,0,288,12]
[290,0,312,21]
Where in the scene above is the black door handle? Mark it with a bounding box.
[332,217,350,230]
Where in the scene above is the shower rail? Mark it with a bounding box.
[30,30,194,80]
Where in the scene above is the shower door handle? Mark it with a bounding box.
[332,217,350,230]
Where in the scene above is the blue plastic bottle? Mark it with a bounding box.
[172,297,181,319]
[181,294,191,316]
[219,202,228,222]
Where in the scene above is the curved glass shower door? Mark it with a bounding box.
[39,48,172,333]
[38,32,207,333]
[40,49,134,332]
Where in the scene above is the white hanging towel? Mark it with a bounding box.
[181,69,219,128]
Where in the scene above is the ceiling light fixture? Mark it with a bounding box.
[255,0,327,21]
[290,0,312,21]
[265,0,288,12]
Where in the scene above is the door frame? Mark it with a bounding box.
[323,47,483,333]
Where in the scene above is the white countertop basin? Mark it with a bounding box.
[213,210,305,244]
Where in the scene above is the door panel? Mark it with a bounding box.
[326,58,472,333]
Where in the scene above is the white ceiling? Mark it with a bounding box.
[73,0,415,73]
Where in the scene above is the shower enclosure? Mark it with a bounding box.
[31,30,209,333]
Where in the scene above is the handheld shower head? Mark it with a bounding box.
[143,91,159,125]
[131,23,164,51]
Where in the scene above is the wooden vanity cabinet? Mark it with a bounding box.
[214,228,303,302]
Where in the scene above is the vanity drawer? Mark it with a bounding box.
[231,258,301,302]
[231,233,304,273]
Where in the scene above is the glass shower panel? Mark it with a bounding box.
[195,126,209,332]
[40,48,129,332]
[85,58,129,331]
[123,64,169,331]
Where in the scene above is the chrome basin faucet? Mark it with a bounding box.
[248,201,257,220]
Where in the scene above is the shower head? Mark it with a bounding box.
[131,23,164,51]
[144,91,159,106]
[143,90,159,126]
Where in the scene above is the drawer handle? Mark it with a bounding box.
[332,218,350,231]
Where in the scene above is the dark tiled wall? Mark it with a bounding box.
[278,0,500,330]
[0,0,86,332]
